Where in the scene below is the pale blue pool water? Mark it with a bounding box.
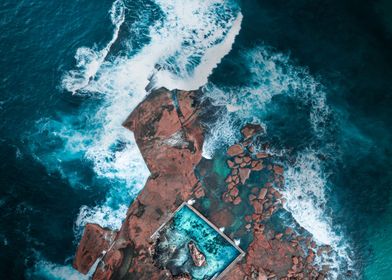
[155,205,241,280]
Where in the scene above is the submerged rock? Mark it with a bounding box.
[188,241,206,267]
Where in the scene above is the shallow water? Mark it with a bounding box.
[0,0,391,279]
[154,205,241,280]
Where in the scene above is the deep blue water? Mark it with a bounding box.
[0,0,391,279]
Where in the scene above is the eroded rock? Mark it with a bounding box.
[188,241,206,267]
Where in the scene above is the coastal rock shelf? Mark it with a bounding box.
[73,88,331,280]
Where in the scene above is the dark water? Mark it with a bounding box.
[0,0,391,279]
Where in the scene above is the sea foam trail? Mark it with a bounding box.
[283,150,354,279]
[202,46,353,278]
[62,0,126,94]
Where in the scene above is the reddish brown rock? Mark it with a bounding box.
[249,194,257,201]
[273,164,284,175]
[275,233,283,240]
[252,161,264,171]
[239,168,251,184]
[227,160,235,168]
[227,182,236,190]
[284,228,293,236]
[194,187,205,199]
[253,200,264,214]
[227,144,244,157]
[256,152,270,159]
[241,124,263,139]
[233,196,242,205]
[188,241,206,267]
[230,187,239,197]
[244,156,252,163]
[73,224,116,274]
[245,230,302,279]
[210,208,234,229]
[257,271,268,280]
[173,273,192,280]
[258,188,268,200]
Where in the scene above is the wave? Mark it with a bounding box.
[26,259,86,280]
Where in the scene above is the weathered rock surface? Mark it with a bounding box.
[188,241,206,267]
[74,88,204,279]
[73,224,116,274]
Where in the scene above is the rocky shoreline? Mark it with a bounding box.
[73,88,332,280]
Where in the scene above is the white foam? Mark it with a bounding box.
[187,199,195,206]
[75,204,129,235]
[283,150,354,278]
[154,12,243,90]
[27,260,87,280]
[62,0,126,94]
[282,151,333,244]
[202,45,330,157]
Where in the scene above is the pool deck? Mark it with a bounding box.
[150,201,246,280]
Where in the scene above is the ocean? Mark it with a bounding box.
[0,0,391,279]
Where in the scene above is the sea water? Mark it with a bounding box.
[0,0,391,279]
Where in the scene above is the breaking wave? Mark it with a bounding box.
[62,0,126,94]
[283,150,355,278]
[27,259,87,280]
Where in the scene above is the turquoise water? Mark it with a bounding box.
[155,205,241,280]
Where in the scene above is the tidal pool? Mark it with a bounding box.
[153,203,244,279]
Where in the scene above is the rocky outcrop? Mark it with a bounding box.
[188,241,206,267]
[73,89,328,280]
[73,88,204,279]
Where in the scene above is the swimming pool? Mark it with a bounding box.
[152,203,244,279]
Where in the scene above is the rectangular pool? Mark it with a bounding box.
[152,203,245,280]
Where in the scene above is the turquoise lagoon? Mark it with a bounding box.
[153,204,244,280]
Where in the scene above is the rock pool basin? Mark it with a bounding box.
[153,203,244,279]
